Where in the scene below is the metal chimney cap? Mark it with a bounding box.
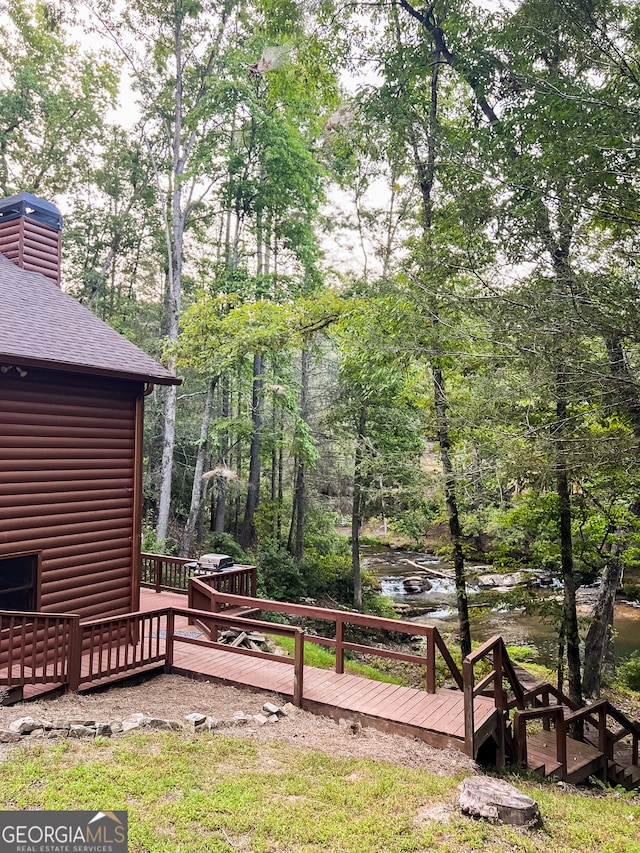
[0,192,63,230]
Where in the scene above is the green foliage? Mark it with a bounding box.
[302,549,396,618]
[258,548,307,602]
[201,532,248,564]
[618,653,640,692]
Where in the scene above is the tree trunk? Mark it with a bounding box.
[214,378,230,533]
[180,377,217,556]
[351,404,367,611]
[277,435,284,546]
[605,335,640,437]
[433,362,472,657]
[556,389,583,708]
[287,454,297,554]
[583,556,623,697]
[293,347,310,563]
[239,353,264,550]
[155,15,188,545]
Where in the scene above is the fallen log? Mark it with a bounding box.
[400,559,453,579]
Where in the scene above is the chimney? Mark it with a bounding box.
[0,192,63,287]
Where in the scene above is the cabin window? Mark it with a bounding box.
[0,553,38,611]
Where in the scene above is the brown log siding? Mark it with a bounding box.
[0,368,143,619]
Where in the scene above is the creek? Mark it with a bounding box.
[363,550,640,668]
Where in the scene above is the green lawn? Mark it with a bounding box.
[0,733,638,852]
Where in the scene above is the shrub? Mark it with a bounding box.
[201,532,247,564]
[257,548,306,602]
[618,652,640,691]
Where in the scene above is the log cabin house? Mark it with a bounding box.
[0,198,638,789]
[0,192,179,622]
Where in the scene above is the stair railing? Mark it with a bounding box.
[513,705,568,777]
[564,700,640,768]
[463,636,526,764]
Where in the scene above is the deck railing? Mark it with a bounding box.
[0,610,80,688]
[73,605,305,707]
[462,635,526,764]
[78,609,168,690]
[186,582,463,693]
[513,699,640,781]
[190,567,257,607]
[140,553,196,592]
[141,553,257,598]
[168,607,305,706]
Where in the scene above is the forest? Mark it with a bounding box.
[3,0,640,709]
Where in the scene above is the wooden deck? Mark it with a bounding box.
[138,589,496,750]
[171,642,497,750]
[5,585,638,786]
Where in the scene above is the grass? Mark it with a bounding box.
[0,733,638,852]
[273,636,405,684]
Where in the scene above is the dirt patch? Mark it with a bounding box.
[0,673,476,776]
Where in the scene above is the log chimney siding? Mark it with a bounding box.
[0,193,62,287]
[0,368,141,620]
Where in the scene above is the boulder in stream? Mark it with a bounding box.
[403,575,432,593]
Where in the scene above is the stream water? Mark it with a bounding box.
[364,550,640,668]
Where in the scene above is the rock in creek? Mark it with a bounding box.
[403,575,433,593]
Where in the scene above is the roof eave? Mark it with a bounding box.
[0,354,181,386]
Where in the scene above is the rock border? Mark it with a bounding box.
[0,701,295,742]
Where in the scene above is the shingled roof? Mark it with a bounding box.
[0,254,179,385]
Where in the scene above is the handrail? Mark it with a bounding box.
[513,705,568,776]
[506,681,579,713]
[187,583,464,693]
[141,553,194,592]
[564,699,640,765]
[168,606,305,706]
[463,635,525,762]
[79,608,167,689]
[141,553,257,597]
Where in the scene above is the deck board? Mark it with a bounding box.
[170,642,496,750]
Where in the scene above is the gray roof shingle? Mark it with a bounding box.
[0,255,179,385]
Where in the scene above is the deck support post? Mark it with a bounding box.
[463,658,474,759]
[67,615,82,693]
[165,609,175,671]
[426,632,436,693]
[293,628,304,706]
[335,617,344,674]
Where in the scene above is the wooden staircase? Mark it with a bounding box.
[509,682,640,788]
[464,640,639,788]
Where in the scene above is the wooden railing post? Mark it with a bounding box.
[556,711,567,778]
[165,609,175,671]
[67,615,82,693]
[463,658,475,759]
[293,627,304,707]
[542,688,551,731]
[250,567,257,598]
[155,558,162,594]
[513,712,527,765]
[335,616,344,674]
[426,631,436,694]
[494,643,506,710]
